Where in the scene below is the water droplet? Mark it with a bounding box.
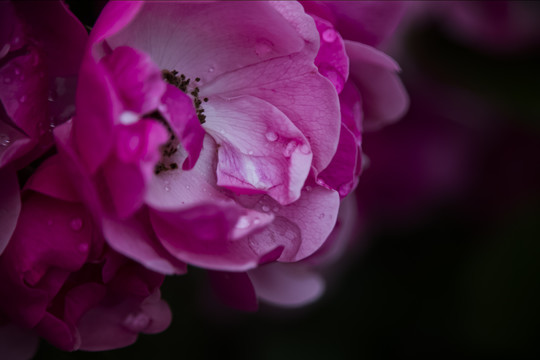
[185,185,190,190]
[0,134,10,147]
[19,95,27,103]
[12,37,21,45]
[253,218,260,225]
[299,143,310,154]
[3,76,12,84]
[283,141,297,158]
[304,185,312,192]
[14,67,21,76]
[70,217,83,231]
[119,111,139,125]
[247,150,254,155]
[262,205,270,212]
[208,66,215,73]
[255,38,273,58]
[78,243,89,253]
[318,213,325,219]
[164,185,170,192]
[272,206,279,213]
[235,216,250,229]
[123,312,150,332]
[322,29,337,43]
[265,131,278,142]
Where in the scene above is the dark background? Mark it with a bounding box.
[35,2,540,359]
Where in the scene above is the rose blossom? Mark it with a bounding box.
[210,1,410,309]
[55,1,342,275]
[0,155,171,354]
[0,0,87,256]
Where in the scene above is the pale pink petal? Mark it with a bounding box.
[106,2,305,81]
[205,96,311,205]
[0,169,21,255]
[245,179,340,262]
[248,262,325,307]
[345,40,409,130]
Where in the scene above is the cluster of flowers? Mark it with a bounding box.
[0,1,408,356]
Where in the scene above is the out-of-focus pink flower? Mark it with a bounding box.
[0,156,171,353]
[0,1,87,170]
[56,1,342,275]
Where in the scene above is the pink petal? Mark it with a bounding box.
[159,84,204,170]
[101,46,165,114]
[0,168,21,255]
[101,211,187,275]
[248,262,325,307]
[246,179,340,262]
[205,96,311,205]
[24,154,80,202]
[346,40,409,130]
[106,2,305,81]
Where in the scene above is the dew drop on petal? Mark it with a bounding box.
[14,67,20,76]
[322,28,337,43]
[235,216,250,229]
[208,66,215,73]
[299,143,310,154]
[0,43,10,58]
[318,213,325,219]
[70,217,83,231]
[304,185,312,192]
[19,95,27,103]
[253,217,260,225]
[261,205,270,212]
[254,38,273,58]
[164,185,170,192]
[283,141,297,158]
[119,111,139,125]
[12,37,21,45]
[265,131,278,142]
[247,150,254,155]
[3,76,12,84]
[0,134,11,147]
[123,312,151,333]
[78,243,89,253]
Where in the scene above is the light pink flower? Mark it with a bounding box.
[56,1,342,274]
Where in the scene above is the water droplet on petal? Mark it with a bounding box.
[78,243,89,253]
[322,29,337,43]
[119,111,139,125]
[0,43,10,58]
[0,134,11,147]
[3,76,12,84]
[70,217,83,231]
[14,67,21,76]
[19,95,27,103]
[208,66,215,73]
[164,185,170,192]
[283,141,297,158]
[304,185,312,192]
[247,150,254,155]
[185,185,190,190]
[12,37,21,45]
[318,213,325,219]
[261,205,270,212]
[123,312,150,332]
[299,143,310,154]
[253,217,260,225]
[235,216,250,229]
[265,131,278,142]
[255,38,273,58]
[272,206,279,213]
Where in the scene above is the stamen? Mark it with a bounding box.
[161,69,207,125]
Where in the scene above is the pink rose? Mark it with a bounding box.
[0,156,171,353]
[55,1,342,274]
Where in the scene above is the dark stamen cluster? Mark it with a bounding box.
[146,110,179,175]
[161,70,208,124]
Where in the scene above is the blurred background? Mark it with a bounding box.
[36,1,540,359]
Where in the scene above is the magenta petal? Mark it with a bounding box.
[150,203,274,271]
[0,169,20,255]
[0,322,39,360]
[318,123,360,198]
[346,40,409,130]
[208,271,258,312]
[139,290,172,334]
[102,158,145,219]
[24,155,80,202]
[102,46,165,114]
[205,96,311,205]
[160,84,204,170]
[248,262,325,307]
[102,212,187,275]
